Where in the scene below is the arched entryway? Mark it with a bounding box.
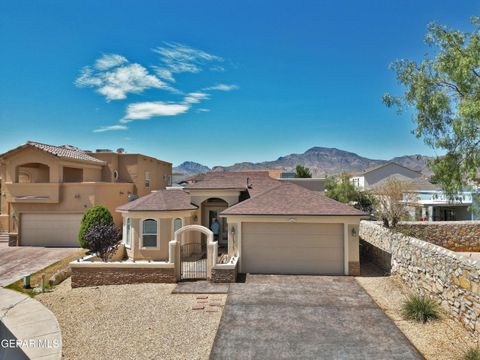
[200,198,229,252]
[174,225,214,281]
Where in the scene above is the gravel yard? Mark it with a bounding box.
[356,263,478,360]
[37,279,226,360]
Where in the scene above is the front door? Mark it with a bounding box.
[208,210,228,245]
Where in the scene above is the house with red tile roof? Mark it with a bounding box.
[0,141,172,246]
[116,171,365,280]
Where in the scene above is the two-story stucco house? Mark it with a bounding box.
[351,162,473,221]
[0,141,172,247]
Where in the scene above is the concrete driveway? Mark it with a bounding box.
[0,243,80,286]
[210,275,422,360]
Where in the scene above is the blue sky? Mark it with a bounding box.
[0,1,478,167]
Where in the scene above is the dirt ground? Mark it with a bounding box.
[356,262,479,360]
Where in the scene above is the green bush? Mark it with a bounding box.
[402,295,439,323]
[78,205,113,249]
[464,348,480,360]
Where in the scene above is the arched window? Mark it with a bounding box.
[142,219,158,248]
[173,218,183,235]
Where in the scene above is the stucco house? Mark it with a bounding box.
[116,171,365,277]
[351,162,422,190]
[0,141,172,246]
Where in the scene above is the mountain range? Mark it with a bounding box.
[173,147,434,179]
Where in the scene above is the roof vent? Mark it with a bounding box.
[246,177,253,189]
[128,194,139,202]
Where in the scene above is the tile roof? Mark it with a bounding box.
[117,189,198,212]
[0,141,105,164]
[185,171,280,196]
[221,182,366,216]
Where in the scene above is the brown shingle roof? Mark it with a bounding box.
[185,171,280,196]
[117,189,198,212]
[221,182,365,216]
[0,141,105,164]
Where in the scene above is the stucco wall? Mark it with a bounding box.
[360,221,480,334]
[394,221,480,252]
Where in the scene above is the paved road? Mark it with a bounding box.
[0,243,80,286]
[210,275,422,360]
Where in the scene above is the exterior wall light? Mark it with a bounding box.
[193,215,198,222]
[230,226,236,235]
[351,227,357,237]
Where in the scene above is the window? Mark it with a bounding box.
[142,219,158,248]
[173,217,183,236]
[145,171,151,188]
[124,218,132,248]
[113,170,119,181]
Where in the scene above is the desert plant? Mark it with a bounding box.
[402,295,439,323]
[373,178,417,228]
[464,348,480,360]
[83,223,122,262]
[295,165,312,178]
[78,205,113,248]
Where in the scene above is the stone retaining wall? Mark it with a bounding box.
[71,266,176,288]
[360,221,480,334]
[394,221,480,252]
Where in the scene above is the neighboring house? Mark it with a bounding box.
[351,162,422,190]
[351,162,473,221]
[279,177,325,192]
[406,178,473,221]
[0,141,172,246]
[117,171,365,276]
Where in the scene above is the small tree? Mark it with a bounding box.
[325,173,376,214]
[78,205,113,248]
[84,223,122,262]
[295,165,312,178]
[374,178,417,228]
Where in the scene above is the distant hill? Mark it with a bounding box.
[173,147,434,179]
[173,161,211,177]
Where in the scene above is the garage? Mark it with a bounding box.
[21,213,83,247]
[242,222,344,275]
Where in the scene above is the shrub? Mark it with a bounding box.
[464,348,480,360]
[401,295,439,323]
[84,223,122,262]
[78,205,113,248]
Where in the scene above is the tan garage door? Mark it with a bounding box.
[21,213,83,247]
[242,222,344,275]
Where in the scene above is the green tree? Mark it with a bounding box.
[324,174,376,214]
[78,205,114,249]
[295,165,312,178]
[384,17,480,197]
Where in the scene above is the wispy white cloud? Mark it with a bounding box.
[93,124,128,133]
[75,56,175,101]
[183,92,209,104]
[196,108,210,113]
[151,42,224,83]
[203,84,239,91]
[120,101,190,123]
[95,54,128,70]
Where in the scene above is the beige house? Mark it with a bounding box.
[117,172,365,278]
[0,141,171,246]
